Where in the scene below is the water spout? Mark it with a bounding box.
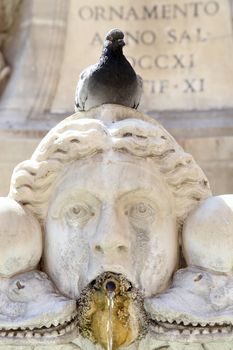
[105,279,116,350]
[105,280,117,293]
[107,290,115,350]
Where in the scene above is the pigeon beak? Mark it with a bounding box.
[118,39,125,47]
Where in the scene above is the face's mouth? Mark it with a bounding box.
[87,271,133,294]
[82,264,137,292]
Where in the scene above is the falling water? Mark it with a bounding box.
[104,279,117,350]
[106,290,115,350]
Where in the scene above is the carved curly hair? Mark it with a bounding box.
[9,105,211,226]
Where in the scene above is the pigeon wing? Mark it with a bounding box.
[133,74,143,109]
[75,66,93,111]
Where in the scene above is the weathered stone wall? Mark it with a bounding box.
[0,0,232,196]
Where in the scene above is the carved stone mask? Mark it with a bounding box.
[44,152,178,299]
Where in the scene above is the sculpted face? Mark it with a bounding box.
[44,152,178,299]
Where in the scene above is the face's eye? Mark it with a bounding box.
[125,201,155,227]
[65,203,94,227]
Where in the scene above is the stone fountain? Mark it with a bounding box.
[0,97,233,350]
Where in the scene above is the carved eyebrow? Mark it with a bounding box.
[118,189,157,204]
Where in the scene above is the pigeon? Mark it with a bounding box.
[75,28,143,111]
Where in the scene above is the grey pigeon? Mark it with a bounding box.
[75,29,143,111]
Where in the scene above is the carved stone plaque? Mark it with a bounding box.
[51,0,233,113]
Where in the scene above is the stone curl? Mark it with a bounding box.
[9,105,211,226]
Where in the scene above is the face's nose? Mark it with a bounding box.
[90,205,130,255]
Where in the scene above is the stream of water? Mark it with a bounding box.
[107,291,115,350]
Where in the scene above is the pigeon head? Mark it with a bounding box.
[104,29,125,51]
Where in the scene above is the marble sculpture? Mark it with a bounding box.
[0,104,232,350]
